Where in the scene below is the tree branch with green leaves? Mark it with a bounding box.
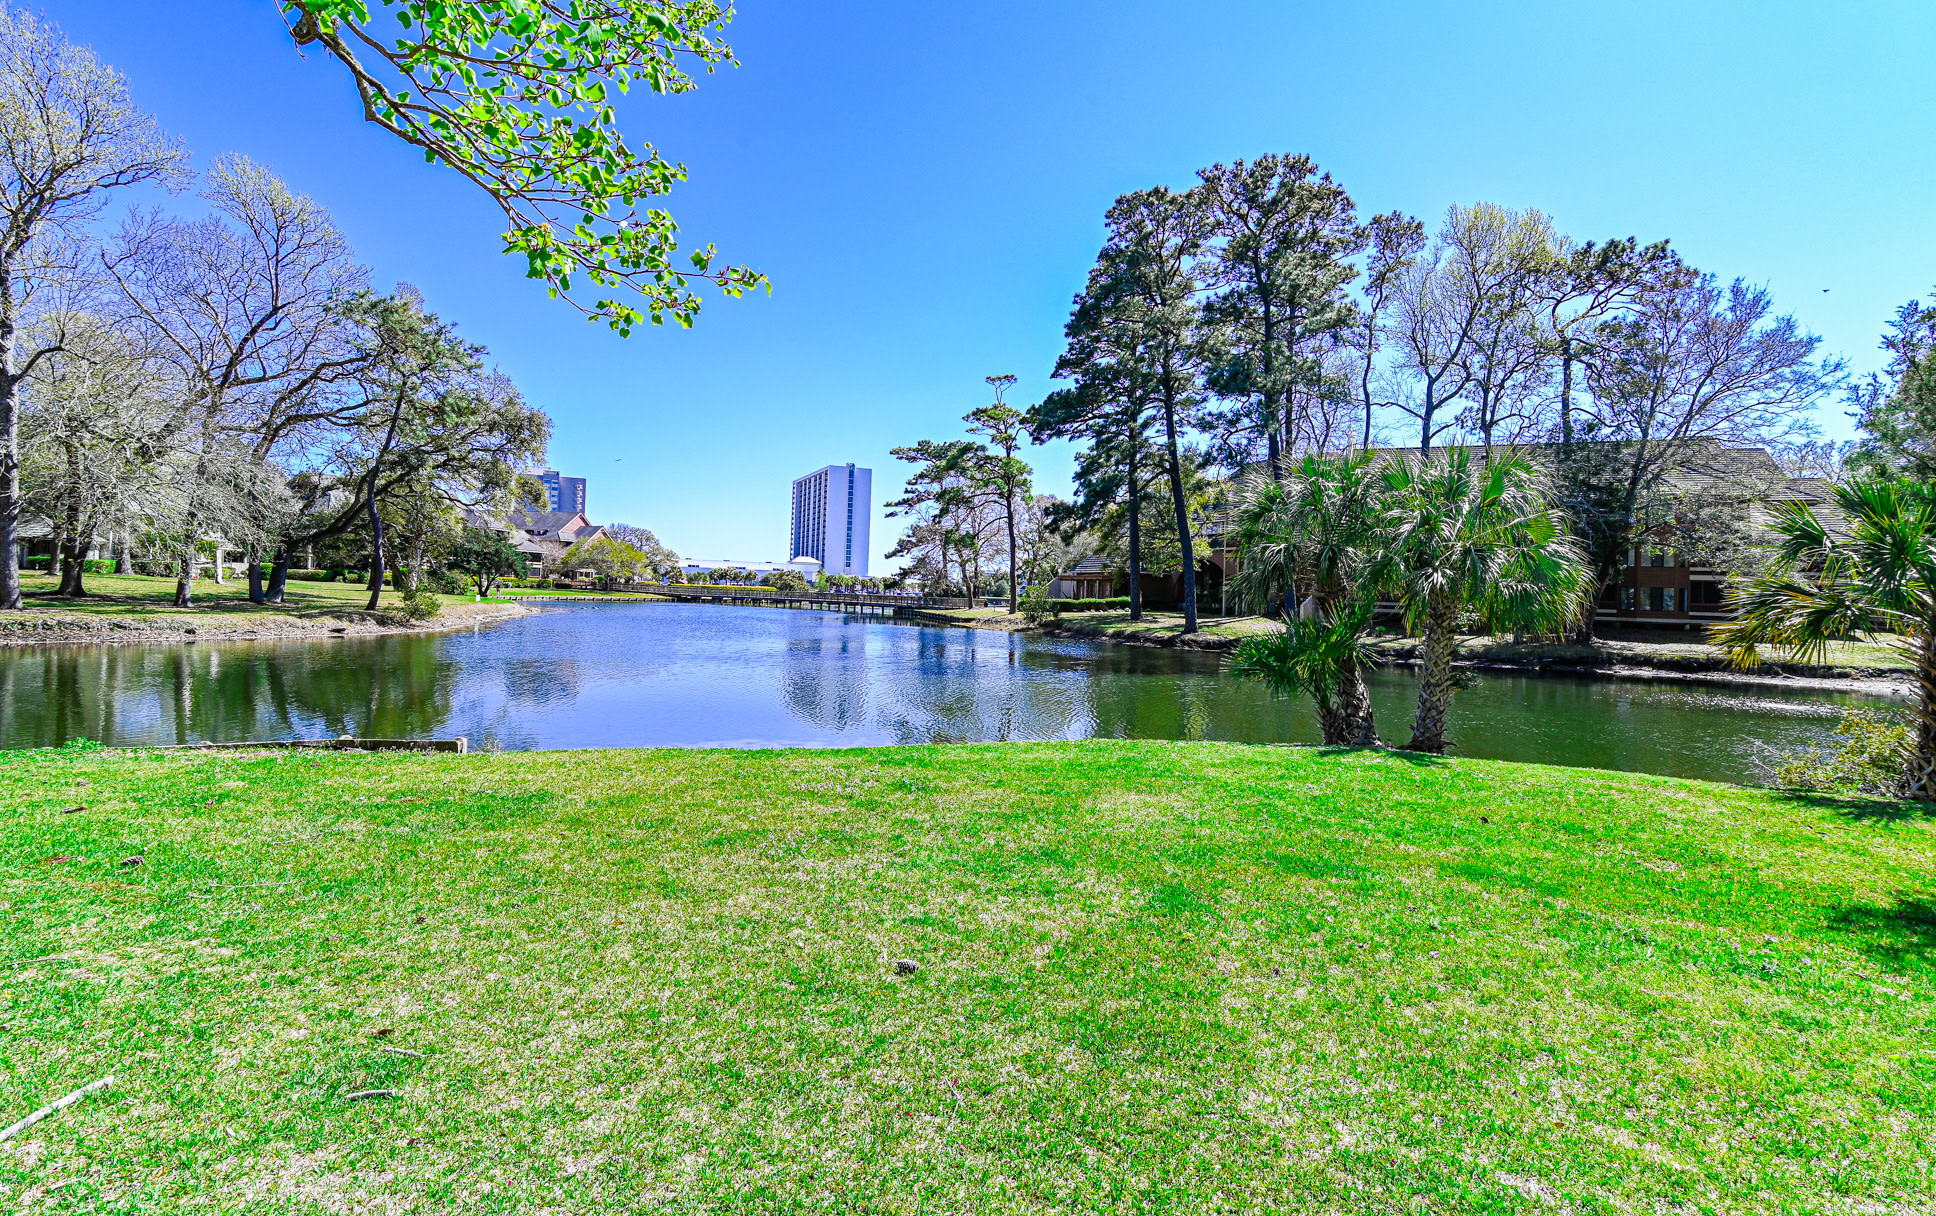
[284,0,766,334]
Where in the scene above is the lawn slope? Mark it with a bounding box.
[2,741,1932,1213]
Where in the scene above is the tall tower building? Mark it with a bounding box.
[790,463,871,577]
[530,468,587,515]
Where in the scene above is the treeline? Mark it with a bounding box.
[894,152,1845,630]
[0,16,553,617]
[885,378,1079,609]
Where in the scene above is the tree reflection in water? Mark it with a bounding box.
[0,635,456,747]
[0,602,1891,786]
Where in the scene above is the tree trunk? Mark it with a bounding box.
[1407,592,1460,753]
[117,531,133,575]
[1314,699,1349,746]
[56,511,86,597]
[1559,337,1575,446]
[1160,389,1198,633]
[408,534,426,595]
[1906,622,1936,801]
[247,544,266,603]
[1127,447,1143,622]
[267,548,291,603]
[0,263,21,611]
[1336,663,1380,747]
[1004,484,1019,615]
[1570,562,1612,644]
[365,493,388,612]
[174,540,195,608]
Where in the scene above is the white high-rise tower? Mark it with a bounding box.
[789,463,871,578]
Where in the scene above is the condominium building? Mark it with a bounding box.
[529,468,587,515]
[789,463,871,578]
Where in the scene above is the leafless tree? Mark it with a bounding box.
[101,155,370,601]
[0,5,186,608]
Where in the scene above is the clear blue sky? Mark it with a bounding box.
[42,1,1936,568]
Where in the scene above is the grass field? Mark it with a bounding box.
[2,740,1932,1212]
[7,572,416,624]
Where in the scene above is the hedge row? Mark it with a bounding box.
[1048,596,1132,613]
[21,558,117,574]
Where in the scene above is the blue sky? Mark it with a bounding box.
[43,1,1936,568]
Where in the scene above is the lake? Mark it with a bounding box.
[0,601,1897,785]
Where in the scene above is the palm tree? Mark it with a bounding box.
[1232,604,1376,745]
[1713,478,1936,800]
[1230,452,1387,744]
[1381,449,1584,753]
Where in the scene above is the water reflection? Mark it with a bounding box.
[0,602,1899,786]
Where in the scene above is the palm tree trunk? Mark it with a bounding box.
[1336,664,1380,747]
[1314,699,1349,746]
[1407,592,1460,753]
[1907,627,1936,801]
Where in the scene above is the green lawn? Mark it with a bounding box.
[6,572,417,624]
[934,608,1283,642]
[2,741,1931,1212]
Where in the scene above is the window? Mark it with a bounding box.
[1620,587,1635,610]
[1690,581,1724,607]
[1647,586,1667,612]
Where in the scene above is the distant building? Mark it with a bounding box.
[528,468,587,515]
[467,506,606,572]
[680,557,824,581]
[790,463,871,578]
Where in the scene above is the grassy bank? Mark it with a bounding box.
[2,741,1931,1211]
[931,606,1911,674]
[0,573,534,644]
[7,572,406,623]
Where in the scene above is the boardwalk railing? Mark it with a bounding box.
[506,585,976,613]
[650,585,973,611]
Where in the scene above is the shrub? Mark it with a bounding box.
[1774,707,1912,796]
[21,556,50,571]
[83,559,116,574]
[395,587,442,622]
[1019,584,1054,625]
[1047,596,1131,614]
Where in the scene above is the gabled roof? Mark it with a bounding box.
[1059,556,1113,577]
[511,508,593,539]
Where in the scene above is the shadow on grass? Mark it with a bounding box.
[1770,789,1936,822]
[1829,896,1936,971]
[20,587,390,621]
[1378,747,1455,767]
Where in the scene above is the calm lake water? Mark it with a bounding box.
[1,602,1899,785]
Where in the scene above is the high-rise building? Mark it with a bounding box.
[529,468,587,515]
[790,463,871,578]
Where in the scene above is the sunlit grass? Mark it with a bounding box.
[2,740,1931,1211]
[10,572,401,621]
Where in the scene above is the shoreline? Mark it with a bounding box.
[0,597,531,647]
[930,610,1917,699]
